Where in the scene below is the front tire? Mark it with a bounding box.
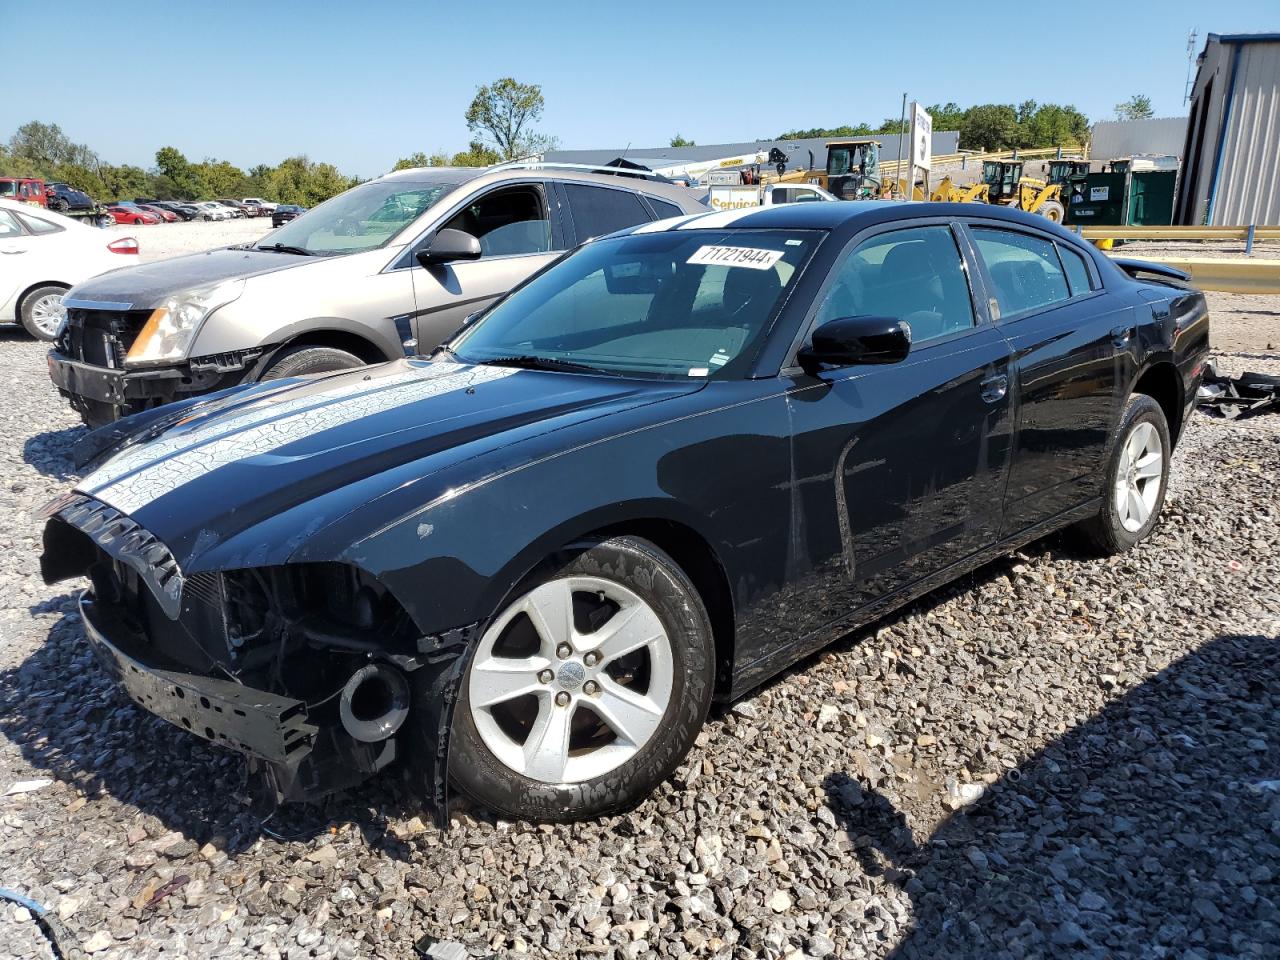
[19,284,68,341]
[450,536,715,822]
[260,345,365,380]
[1039,199,1066,223]
[1075,394,1171,554]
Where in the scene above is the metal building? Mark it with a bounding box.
[1176,32,1280,226]
[1091,118,1188,162]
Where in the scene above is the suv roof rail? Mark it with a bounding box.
[487,160,675,182]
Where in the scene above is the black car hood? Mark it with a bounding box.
[73,359,702,568]
[64,246,317,309]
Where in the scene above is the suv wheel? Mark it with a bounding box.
[449,536,715,822]
[260,345,365,380]
[19,285,68,341]
[1076,393,1171,553]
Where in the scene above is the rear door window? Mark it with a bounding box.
[565,184,653,241]
[971,227,1071,318]
[1057,243,1094,296]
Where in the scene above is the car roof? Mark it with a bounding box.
[375,164,703,206]
[618,199,1081,236]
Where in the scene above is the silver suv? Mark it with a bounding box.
[49,166,706,426]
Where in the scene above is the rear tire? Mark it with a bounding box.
[1039,200,1066,223]
[18,284,68,341]
[260,344,365,380]
[1074,394,1170,554]
[449,536,716,822]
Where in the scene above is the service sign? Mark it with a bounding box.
[911,103,933,171]
[708,186,762,211]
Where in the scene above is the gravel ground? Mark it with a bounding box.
[0,282,1277,958]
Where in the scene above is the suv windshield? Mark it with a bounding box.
[451,228,818,379]
[263,180,455,255]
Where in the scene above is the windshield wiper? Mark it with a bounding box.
[256,243,313,256]
[472,355,621,376]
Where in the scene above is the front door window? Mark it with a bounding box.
[441,185,551,257]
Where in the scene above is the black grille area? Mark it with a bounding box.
[60,308,152,367]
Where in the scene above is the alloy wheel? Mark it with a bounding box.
[1114,421,1163,533]
[467,576,674,784]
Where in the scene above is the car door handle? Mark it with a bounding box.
[1111,325,1134,348]
[981,373,1008,403]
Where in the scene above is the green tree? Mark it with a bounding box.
[393,152,433,171]
[450,141,500,166]
[194,158,252,198]
[670,133,695,148]
[960,104,1019,151]
[464,77,557,160]
[776,123,873,140]
[8,121,95,167]
[269,156,357,206]
[925,102,965,132]
[1115,94,1154,121]
[154,146,205,199]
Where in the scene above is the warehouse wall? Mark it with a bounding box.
[1179,35,1280,226]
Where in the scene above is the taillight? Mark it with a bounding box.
[108,237,139,255]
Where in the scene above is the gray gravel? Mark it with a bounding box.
[0,328,1276,959]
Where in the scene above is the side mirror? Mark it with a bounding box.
[416,228,482,267]
[797,316,911,372]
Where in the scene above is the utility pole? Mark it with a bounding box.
[895,93,907,198]
[1184,28,1199,105]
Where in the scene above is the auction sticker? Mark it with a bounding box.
[688,245,783,270]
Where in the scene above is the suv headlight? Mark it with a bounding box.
[125,279,245,367]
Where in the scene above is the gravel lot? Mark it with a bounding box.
[0,232,1276,958]
[103,218,272,263]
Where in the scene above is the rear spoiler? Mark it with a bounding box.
[1111,257,1192,285]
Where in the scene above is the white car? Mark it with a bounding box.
[0,199,139,341]
[242,197,277,213]
[194,202,229,221]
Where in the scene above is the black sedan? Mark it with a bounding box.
[40,202,1209,824]
[271,203,305,227]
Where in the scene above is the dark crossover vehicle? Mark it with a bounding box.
[41,202,1209,823]
[46,182,96,212]
[271,203,305,227]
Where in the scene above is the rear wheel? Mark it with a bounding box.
[1075,394,1170,554]
[1039,200,1066,223]
[260,344,365,380]
[18,285,68,341]
[450,537,715,821]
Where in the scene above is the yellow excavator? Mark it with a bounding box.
[930,159,1067,222]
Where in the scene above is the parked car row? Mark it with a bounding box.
[108,198,283,224]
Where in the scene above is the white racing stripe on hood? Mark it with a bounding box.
[79,364,516,516]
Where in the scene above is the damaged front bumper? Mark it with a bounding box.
[42,493,475,825]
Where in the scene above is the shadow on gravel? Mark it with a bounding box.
[0,598,417,860]
[22,424,85,481]
[825,631,1279,958]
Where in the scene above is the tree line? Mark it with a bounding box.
[776,99,1116,152]
[0,121,360,205]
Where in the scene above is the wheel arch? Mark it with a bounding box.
[261,328,395,371]
[454,502,738,701]
[1129,360,1184,446]
[15,279,70,313]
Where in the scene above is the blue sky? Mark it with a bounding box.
[6,0,1276,178]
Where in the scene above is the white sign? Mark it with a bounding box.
[687,245,783,270]
[708,186,762,210]
[1090,186,1110,201]
[910,102,933,171]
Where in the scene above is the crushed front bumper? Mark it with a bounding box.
[78,590,399,804]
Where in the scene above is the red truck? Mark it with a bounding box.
[0,177,112,226]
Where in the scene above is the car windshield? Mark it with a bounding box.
[451,228,819,379]
[0,183,18,197]
[263,180,454,255]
